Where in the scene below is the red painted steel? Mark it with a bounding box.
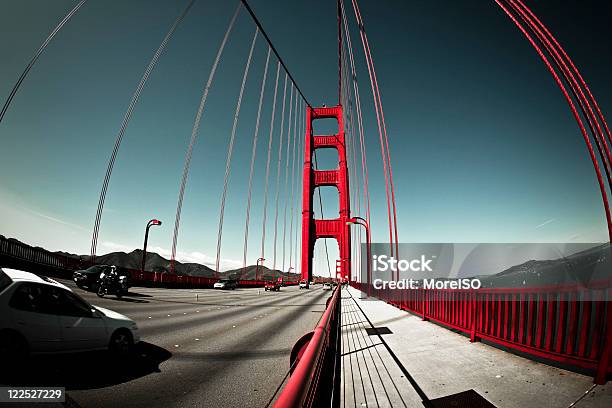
[273,285,341,407]
[351,281,611,384]
[301,105,351,283]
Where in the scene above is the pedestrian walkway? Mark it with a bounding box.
[340,286,612,408]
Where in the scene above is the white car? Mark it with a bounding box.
[299,280,308,289]
[0,268,140,360]
[213,279,237,290]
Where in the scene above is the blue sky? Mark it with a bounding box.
[0,0,610,273]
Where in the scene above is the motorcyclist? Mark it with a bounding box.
[97,265,124,298]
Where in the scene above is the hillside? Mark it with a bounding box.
[480,243,610,287]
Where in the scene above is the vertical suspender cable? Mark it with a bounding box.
[91,0,197,260]
[273,75,289,271]
[288,97,301,269]
[349,0,398,267]
[496,1,612,386]
[260,62,281,260]
[170,2,241,272]
[0,0,88,125]
[313,152,333,278]
[281,87,296,272]
[493,0,612,241]
[341,0,372,273]
[294,99,305,275]
[503,0,611,182]
[242,47,272,273]
[215,27,259,273]
[513,0,612,153]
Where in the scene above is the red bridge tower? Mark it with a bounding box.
[301,105,351,284]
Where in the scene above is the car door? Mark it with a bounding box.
[54,288,108,351]
[8,283,62,352]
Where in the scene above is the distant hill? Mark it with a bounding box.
[85,249,299,280]
[0,235,301,280]
[480,243,610,288]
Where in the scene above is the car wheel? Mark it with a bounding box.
[0,330,28,364]
[109,329,133,356]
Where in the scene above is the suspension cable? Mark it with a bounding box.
[294,99,305,276]
[512,0,612,151]
[313,152,333,278]
[349,0,398,264]
[215,27,259,273]
[170,2,241,271]
[341,0,372,259]
[238,0,311,108]
[0,0,88,125]
[494,0,612,240]
[289,99,303,267]
[91,0,197,260]
[260,62,281,260]
[503,0,611,182]
[272,75,289,271]
[281,88,296,272]
[242,47,272,275]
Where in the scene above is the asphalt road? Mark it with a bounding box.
[4,280,329,408]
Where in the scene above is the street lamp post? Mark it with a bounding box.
[287,267,294,285]
[142,219,162,274]
[347,216,371,296]
[255,257,265,282]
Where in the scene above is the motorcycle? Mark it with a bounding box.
[97,268,128,299]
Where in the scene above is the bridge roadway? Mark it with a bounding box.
[8,279,328,408]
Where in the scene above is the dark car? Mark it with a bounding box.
[73,265,129,292]
[264,281,280,291]
[72,265,107,291]
[214,279,237,290]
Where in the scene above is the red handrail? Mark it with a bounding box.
[350,281,611,384]
[274,285,341,408]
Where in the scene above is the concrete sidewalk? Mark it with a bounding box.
[341,286,612,408]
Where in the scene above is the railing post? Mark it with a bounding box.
[421,288,428,321]
[470,290,480,343]
[595,284,612,384]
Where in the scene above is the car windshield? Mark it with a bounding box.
[0,269,12,293]
[86,265,106,274]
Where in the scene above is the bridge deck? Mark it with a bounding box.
[341,286,612,408]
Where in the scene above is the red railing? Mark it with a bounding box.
[274,285,341,407]
[350,281,612,384]
[116,270,299,289]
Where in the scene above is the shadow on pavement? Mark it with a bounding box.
[100,296,149,303]
[125,291,153,298]
[0,342,172,390]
